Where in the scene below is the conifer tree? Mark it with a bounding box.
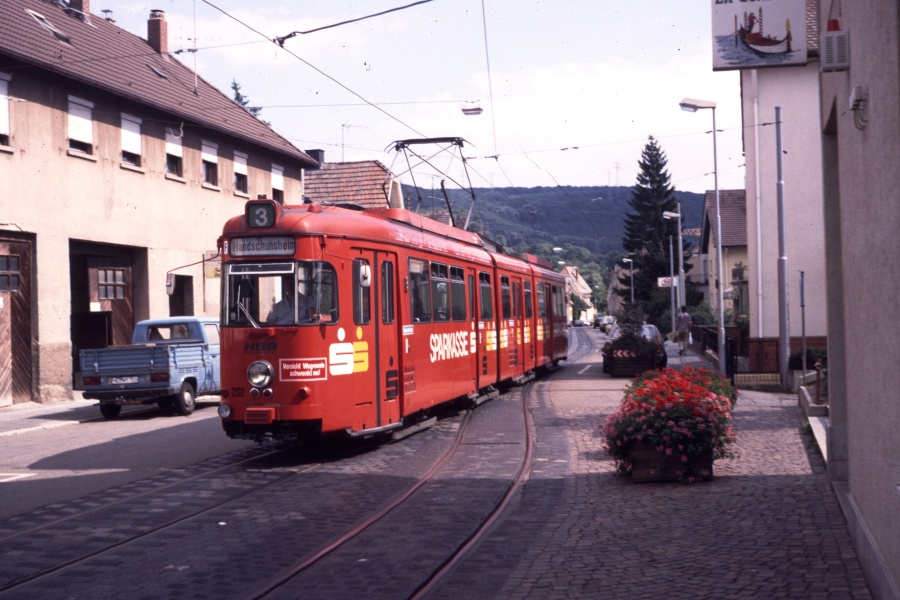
[231,80,270,126]
[618,136,681,329]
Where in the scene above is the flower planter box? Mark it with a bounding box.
[607,355,658,378]
[630,442,714,483]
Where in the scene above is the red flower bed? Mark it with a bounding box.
[601,368,736,483]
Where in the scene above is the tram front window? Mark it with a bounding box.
[225,261,338,327]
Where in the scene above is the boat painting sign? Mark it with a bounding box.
[712,0,807,71]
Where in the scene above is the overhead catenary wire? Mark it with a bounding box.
[273,0,433,46]
[201,0,428,140]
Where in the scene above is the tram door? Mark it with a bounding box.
[475,269,498,389]
[510,276,525,379]
[351,250,400,432]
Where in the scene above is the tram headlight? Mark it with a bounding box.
[247,360,273,388]
[218,404,232,418]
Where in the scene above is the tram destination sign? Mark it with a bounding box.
[229,236,296,257]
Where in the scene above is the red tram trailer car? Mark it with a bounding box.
[216,198,568,442]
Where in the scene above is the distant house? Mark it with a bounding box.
[303,153,404,209]
[559,266,595,323]
[0,0,318,406]
[699,189,748,319]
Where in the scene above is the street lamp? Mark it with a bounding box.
[663,207,685,307]
[679,97,726,376]
[622,258,635,305]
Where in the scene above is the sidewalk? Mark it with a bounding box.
[435,335,871,599]
[0,395,112,437]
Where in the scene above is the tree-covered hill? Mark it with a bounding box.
[405,184,705,261]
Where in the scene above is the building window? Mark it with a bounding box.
[233,150,248,193]
[68,95,93,155]
[201,140,218,186]
[0,73,10,147]
[272,163,284,203]
[120,113,142,166]
[165,128,182,176]
[0,255,20,292]
[98,269,125,300]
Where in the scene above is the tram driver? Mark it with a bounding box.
[267,277,318,325]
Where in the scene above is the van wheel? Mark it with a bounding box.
[174,382,196,416]
[100,404,122,419]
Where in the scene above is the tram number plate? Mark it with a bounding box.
[110,376,138,385]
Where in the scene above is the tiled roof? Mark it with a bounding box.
[806,0,818,55]
[304,161,396,209]
[0,0,316,167]
[705,189,747,248]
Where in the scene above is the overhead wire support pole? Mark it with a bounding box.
[776,106,791,391]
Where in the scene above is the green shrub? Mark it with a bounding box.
[788,347,827,371]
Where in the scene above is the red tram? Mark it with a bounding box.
[216,198,568,442]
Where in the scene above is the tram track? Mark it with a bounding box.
[250,332,596,600]
[0,442,323,597]
[0,336,594,599]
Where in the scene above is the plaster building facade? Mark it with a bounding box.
[740,4,828,344]
[818,3,900,597]
[699,189,748,320]
[0,0,317,406]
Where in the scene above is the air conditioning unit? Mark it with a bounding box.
[821,30,850,72]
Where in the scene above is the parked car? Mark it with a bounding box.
[79,317,221,418]
[601,323,668,374]
[573,319,586,327]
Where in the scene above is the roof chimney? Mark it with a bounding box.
[69,0,89,16]
[148,9,168,55]
[305,149,325,165]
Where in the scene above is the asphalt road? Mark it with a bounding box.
[0,401,252,520]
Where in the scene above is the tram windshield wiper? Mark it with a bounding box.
[237,300,260,328]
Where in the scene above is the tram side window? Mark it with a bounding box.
[524,280,533,319]
[381,261,395,324]
[353,259,371,325]
[450,266,466,321]
[409,258,432,323]
[468,274,476,322]
[431,262,450,322]
[478,272,493,320]
[513,281,522,319]
[537,284,547,319]
[501,276,511,320]
[552,285,564,319]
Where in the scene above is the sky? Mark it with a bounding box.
[94,0,745,194]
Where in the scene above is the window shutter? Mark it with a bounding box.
[68,95,93,144]
[121,113,142,155]
[0,73,10,137]
[271,164,284,191]
[201,140,218,163]
[165,128,182,157]
[234,151,248,175]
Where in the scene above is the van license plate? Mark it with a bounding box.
[110,376,138,385]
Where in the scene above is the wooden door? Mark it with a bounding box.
[87,257,133,346]
[0,241,33,406]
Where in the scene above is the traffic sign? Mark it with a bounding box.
[657,276,679,288]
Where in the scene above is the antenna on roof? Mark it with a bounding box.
[192,0,198,96]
